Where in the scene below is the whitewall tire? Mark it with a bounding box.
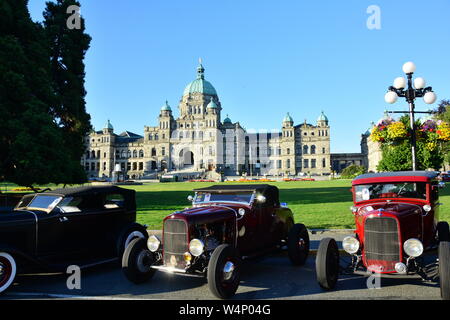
[0,252,16,293]
[124,231,145,250]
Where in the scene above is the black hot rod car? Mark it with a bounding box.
[122,184,310,299]
[0,186,148,293]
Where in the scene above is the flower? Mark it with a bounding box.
[386,121,407,140]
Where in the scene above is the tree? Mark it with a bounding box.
[0,0,91,188]
[340,164,366,179]
[43,0,92,184]
[435,99,450,168]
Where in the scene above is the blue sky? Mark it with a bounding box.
[28,0,450,153]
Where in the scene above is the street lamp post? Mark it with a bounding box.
[384,62,437,171]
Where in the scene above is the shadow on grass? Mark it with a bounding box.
[135,187,353,211]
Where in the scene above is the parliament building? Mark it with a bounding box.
[81,62,331,179]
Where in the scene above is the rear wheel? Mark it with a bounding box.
[439,241,450,300]
[207,244,241,299]
[316,238,339,290]
[287,223,310,265]
[437,222,450,242]
[0,252,16,294]
[122,238,156,284]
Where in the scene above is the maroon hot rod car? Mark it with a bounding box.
[315,171,450,299]
[121,184,309,299]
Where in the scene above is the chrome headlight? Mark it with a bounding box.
[189,239,204,257]
[238,208,245,216]
[423,205,432,212]
[343,236,360,254]
[147,235,160,252]
[404,238,423,257]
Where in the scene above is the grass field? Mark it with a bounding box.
[3,180,450,229]
[120,180,450,230]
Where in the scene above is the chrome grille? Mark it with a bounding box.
[163,219,188,269]
[364,217,400,272]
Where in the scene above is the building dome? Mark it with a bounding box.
[207,98,218,109]
[283,112,293,123]
[183,61,217,96]
[223,114,232,124]
[317,111,328,122]
[104,119,113,130]
[161,100,171,111]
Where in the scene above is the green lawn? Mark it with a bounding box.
[119,180,450,230]
[3,180,450,230]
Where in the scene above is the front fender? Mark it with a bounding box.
[274,207,295,237]
[0,244,47,272]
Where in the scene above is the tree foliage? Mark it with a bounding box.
[0,0,91,187]
[340,164,366,179]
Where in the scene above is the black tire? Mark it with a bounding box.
[315,238,339,290]
[116,223,148,257]
[437,222,450,242]
[287,223,310,265]
[122,237,156,284]
[0,252,17,294]
[439,241,450,300]
[207,244,241,299]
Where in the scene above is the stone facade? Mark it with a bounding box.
[81,63,331,179]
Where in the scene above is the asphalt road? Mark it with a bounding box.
[0,231,442,300]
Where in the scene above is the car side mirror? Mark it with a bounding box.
[187,195,194,202]
[256,195,266,204]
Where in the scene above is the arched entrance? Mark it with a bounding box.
[179,149,194,168]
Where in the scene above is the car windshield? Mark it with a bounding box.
[194,192,254,204]
[16,195,62,212]
[355,182,427,202]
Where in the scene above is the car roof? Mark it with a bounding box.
[193,184,276,193]
[42,185,135,197]
[352,171,439,185]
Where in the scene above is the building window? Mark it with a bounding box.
[127,163,131,171]
[322,158,326,168]
[139,162,143,170]
[287,148,290,155]
[90,163,95,171]
[303,145,308,154]
[132,162,137,170]
[287,159,291,169]
[311,145,316,154]
[322,147,326,154]
[151,148,156,157]
[311,159,316,168]
[139,150,144,158]
[127,150,131,158]
[104,152,107,158]
[277,160,282,169]
[161,147,165,156]
[133,150,137,158]
[97,150,100,158]
[103,162,106,170]
[303,159,309,168]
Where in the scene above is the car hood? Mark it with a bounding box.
[358,201,423,218]
[167,204,242,225]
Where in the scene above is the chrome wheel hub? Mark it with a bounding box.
[223,261,235,281]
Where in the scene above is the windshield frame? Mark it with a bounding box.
[353,181,429,204]
[193,191,256,206]
[15,194,64,213]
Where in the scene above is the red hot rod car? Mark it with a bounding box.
[121,184,310,299]
[315,171,450,299]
